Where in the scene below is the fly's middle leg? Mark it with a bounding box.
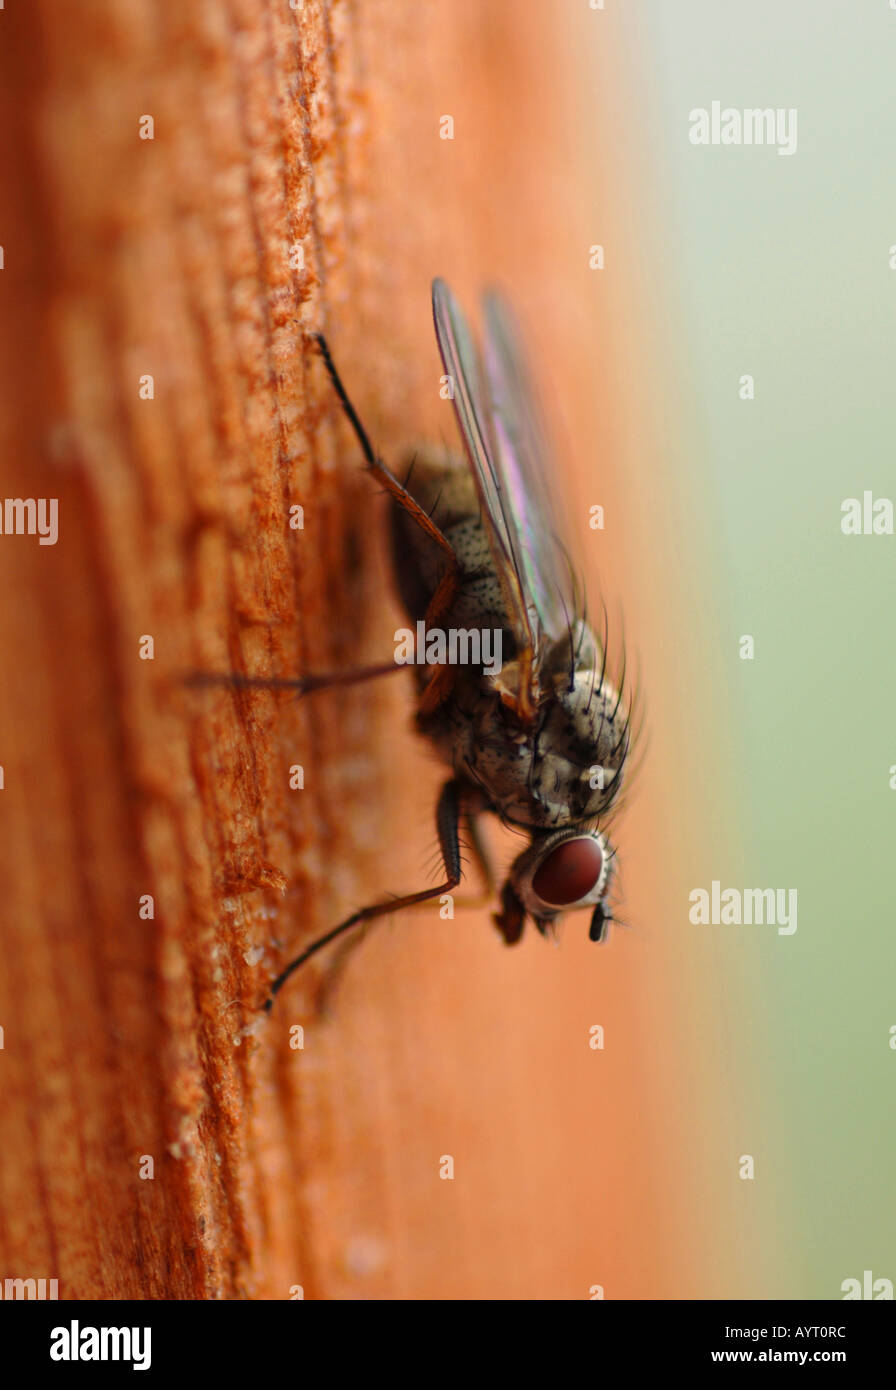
[185,662,405,697]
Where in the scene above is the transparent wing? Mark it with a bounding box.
[480,286,578,645]
[431,279,539,717]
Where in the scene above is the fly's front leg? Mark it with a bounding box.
[313,809,490,1010]
[451,811,497,909]
[493,880,526,946]
[309,922,377,1017]
[263,778,465,1012]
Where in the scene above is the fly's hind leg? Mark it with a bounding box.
[314,333,460,712]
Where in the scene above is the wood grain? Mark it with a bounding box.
[0,0,681,1300]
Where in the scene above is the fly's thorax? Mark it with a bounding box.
[535,666,628,821]
[390,450,629,831]
[459,625,628,829]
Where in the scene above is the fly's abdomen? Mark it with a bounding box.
[390,447,514,648]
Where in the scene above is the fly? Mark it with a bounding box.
[195,280,637,1010]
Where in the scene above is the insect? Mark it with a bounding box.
[198,280,636,1010]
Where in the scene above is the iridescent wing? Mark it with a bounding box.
[431,279,538,719]
[431,279,578,723]
[480,286,577,645]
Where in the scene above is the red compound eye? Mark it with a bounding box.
[532,837,603,908]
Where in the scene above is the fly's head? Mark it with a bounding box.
[495,824,616,946]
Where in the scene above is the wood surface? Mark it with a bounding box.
[0,0,686,1299]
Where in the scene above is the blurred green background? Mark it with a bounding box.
[599,0,896,1297]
